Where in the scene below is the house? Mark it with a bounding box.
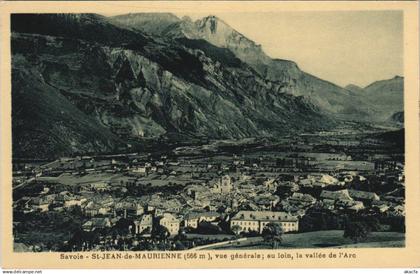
[347,201,365,212]
[318,174,339,185]
[160,199,183,213]
[299,178,313,187]
[83,202,104,217]
[84,207,99,217]
[330,197,365,212]
[159,213,180,236]
[239,174,252,182]
[348,189,380,202]
[320,189,353,201]
[82,217,111,231]
[115,201,139,217]
[63,195,86,208]
[230,210,299,234]
[98,206,111,215]
[132,166,147,174]
[30,198,50,212]
[134,214,153,235]
[374,204,390,213]
[288,192,316,206]
[336,199,355,209]
[322,199,335,210]
[183,211,220,229]
[310,174,339,187]
[277,181,300,192]
[280,200,301,214]
[263,179,277,192]
[89,182,109,191]
[254,195,280,210]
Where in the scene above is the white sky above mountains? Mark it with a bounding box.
[176,11,403,88]
[106,11,403,87]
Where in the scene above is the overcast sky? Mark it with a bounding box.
[106,11,403,87]
[174,11,403,87]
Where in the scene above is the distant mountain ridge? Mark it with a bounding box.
[345,75,404,123]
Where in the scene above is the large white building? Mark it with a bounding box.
[230,210,299,233]
[159,213,180,236]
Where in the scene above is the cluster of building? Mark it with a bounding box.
[14,165,405,241]
[12,137,405,250]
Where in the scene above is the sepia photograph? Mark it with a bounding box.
[1,0,419,269]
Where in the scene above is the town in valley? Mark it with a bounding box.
[12,128,405,251]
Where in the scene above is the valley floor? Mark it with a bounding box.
[199,230,404,250]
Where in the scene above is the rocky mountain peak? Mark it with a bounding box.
[189,15,262,52]
[195,15,223,34]
[181,16,193,23]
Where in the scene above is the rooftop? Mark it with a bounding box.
[231,210,297,222]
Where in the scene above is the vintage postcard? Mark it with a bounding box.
[0,0,419,269]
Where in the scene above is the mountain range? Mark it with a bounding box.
[344,75,404,126]
[11,13,404,158]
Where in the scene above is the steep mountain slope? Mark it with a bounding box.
[12,53,122,158]
[11,13,150,46]
[12,14,336,158]
[110,13,181,35]
[364,76,404,112]
[110,13,376,121]
[345,76,404,122]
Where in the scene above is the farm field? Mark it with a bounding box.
[38,173,129,185]
[206,230,404,250]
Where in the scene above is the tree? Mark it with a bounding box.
[231,225,242,237]
[68,229,88,251]
[343,221,371,243]
[174,240,187,250]
[196,221,222,234]
[114,218,135,235]
[152,224,170,241]
[262,223,283,249]
[175,227,188,241]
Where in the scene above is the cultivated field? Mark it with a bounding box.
[206,230,405,250]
